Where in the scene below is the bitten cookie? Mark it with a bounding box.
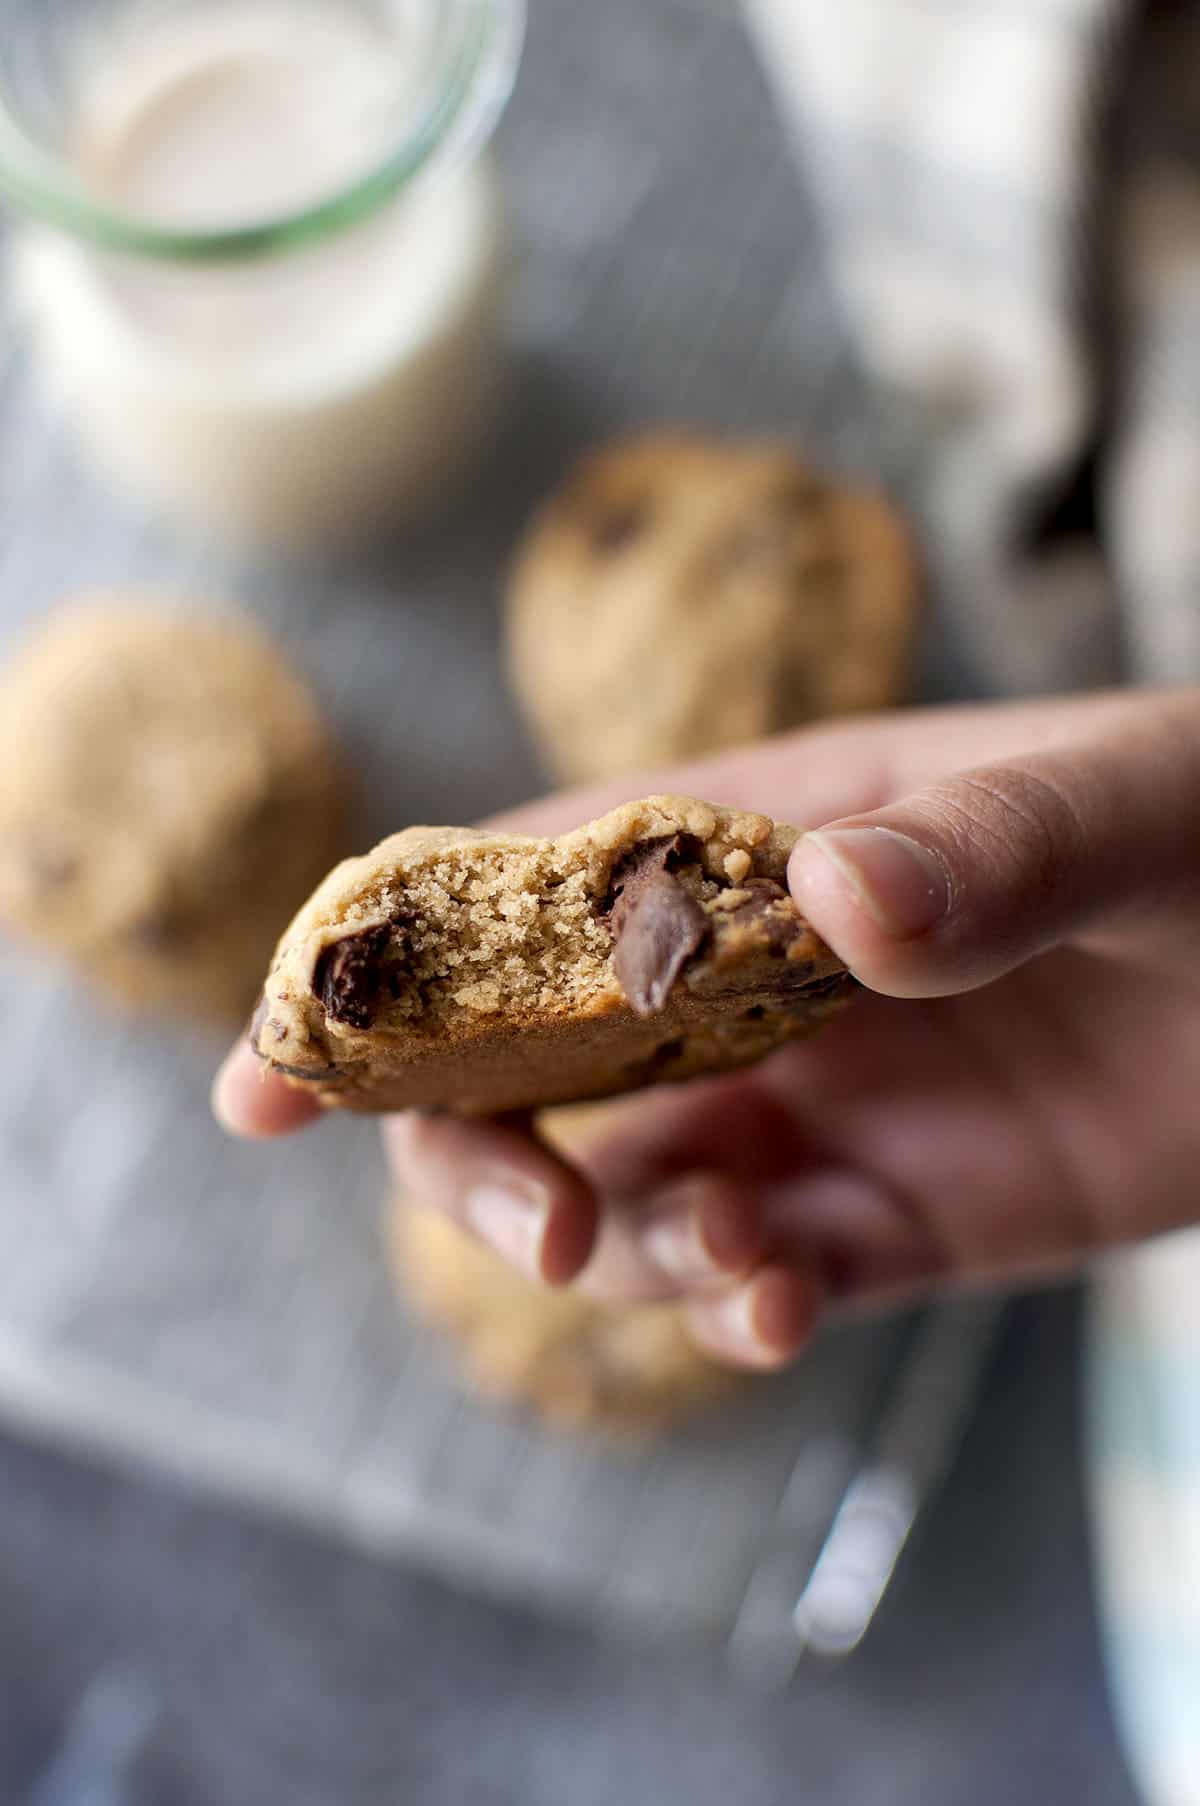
[253,794,856,1115]
[386,1191,736,1437]
[0,597,345,1020]
[506,432,919,783]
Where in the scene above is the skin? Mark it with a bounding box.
[214,690,1200,1370]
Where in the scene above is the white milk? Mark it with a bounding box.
[11,1,507,547]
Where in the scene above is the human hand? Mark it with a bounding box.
[214,689,1200,1369]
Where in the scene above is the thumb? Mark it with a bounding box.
[787,696,1200,998]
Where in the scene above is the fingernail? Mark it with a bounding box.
[803,827,949,939]
[688,1269,816,1368]
[701,1285,763,1358]
[644,1178,755,1286]
[463,1182,548,1280]
[645,1211,722,1288]
[748,1269,817,1353]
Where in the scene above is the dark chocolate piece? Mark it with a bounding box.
[600,833,698,914]
[313,922,393,1029]
[605,837,709,1017]
[723,878,809,956]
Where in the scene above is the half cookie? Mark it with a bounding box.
[253,795,856,1116]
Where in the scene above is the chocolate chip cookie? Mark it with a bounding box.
[0,596,345,1019]
[386,1188,736,1437]
[506,432,919,783]
[253,795,856,1115]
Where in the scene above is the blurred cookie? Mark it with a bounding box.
[0,596,345,1020]
[253,794,856,1116]
[506,432,918,783]
[386,1193,736,1437]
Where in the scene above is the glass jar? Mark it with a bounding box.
[0,0,524,549]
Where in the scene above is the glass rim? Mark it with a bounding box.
[0,0,524,263]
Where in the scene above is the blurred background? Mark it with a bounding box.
[0,0,1153,1799]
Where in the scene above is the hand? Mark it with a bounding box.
[214,690,1200,1370]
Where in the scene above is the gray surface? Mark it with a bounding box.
[0,1294,1138,1804]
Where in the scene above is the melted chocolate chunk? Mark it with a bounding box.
[604,837,710,1017]
[313,922,393,1029]
[723,879,809,957]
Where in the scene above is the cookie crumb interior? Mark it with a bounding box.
[380,855,615,1021]
[317,838,734,1030]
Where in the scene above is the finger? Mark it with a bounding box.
[555,1077,807,1303]
[684,1263,823,1370]
[383,1111,599,1287]
[637,1173,764,1289]
[486,689,1159,839]
[788,690,1200,998]
[212,1037,322,1139]
[578,1170,766,1304]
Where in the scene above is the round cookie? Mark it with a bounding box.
[0,596,345,1020]
[506,432,919,783]
[386,1194,736,1438]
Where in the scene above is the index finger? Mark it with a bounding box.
[212,1036,322,1139]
